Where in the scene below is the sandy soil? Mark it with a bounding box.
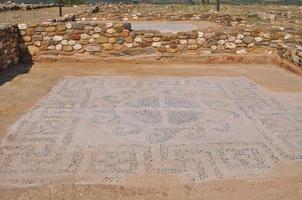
[0,5,88,24]
[0,62,302,199]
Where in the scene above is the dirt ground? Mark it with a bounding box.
[0,5,88,24]
[0,61,302,199]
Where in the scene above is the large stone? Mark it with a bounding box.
[242,36,254,44]
[70,34,81,40]
[28,45,40,55]
[102,43,113,50]
[55,44,63,51]
[63,45,73,52]
[225,42,236,49]
[18,24,28,30]
[53,35,63,42]
[96,36,108,44]
[23,36,32,42]
[73,44,82,50]
[151,42,161,48]
[236,49,248,55]
[45,27,56,32]
[85,46,101,52]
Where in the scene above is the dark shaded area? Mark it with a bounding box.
[0,62,32,86]
[0,29,33,86]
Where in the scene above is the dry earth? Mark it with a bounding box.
[0,5,88,24]
[0,61,302,199]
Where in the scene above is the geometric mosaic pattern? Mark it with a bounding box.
[0,76,301,187]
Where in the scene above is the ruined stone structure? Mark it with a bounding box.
[15,21,301,69]
[0,8,301,74]
[0,2,59,12]
[0,24,20,71]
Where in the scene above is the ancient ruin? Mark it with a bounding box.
[0,1,301,199]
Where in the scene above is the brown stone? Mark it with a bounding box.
[70,34,81,40]
[120,31,129,38]
[25,28,34,35]
[113,44,123,51]
[47,32,55,36]
[124,36,133,43]
[23,36,32,42]
[96,36,108,44]
[57,24,66,31]
[28,45,40,56]
[167,48,177,53]
[63,45,73,52]
[45,27,56,32]
[102,43,113,50]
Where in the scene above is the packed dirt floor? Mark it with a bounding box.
[0,61,302,199]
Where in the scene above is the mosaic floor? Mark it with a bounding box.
[0,76,301,187]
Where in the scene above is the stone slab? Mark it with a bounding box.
[0,76,301,187]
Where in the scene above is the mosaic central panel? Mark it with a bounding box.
[0,76,301,187]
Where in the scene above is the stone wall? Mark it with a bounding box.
[0,24,20,71]
[17,21,302,68]
[0,21,301,73]
[0,2,59,12]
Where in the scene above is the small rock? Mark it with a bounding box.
[53,35,63,42]
[55,44,63,51]
[242,36,254,44]
[73,44,82,50]
[236,49,247,55]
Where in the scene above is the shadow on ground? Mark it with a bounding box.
[0,62,33,86]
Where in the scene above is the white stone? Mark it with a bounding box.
[43,36,51,40]
[228,36,236,42]
[134,37,143,43]
[80,34,90,40]
[254,37,263,42]
[237,34,244,39]
[236,49,248,55]
[81,17,86,21]
[69,40,76,46]
[92,17,98,21]
[34,41,41,47]
[53,35,63,42]
[55,44,63,51]
[180,39,188,44]
[151,42,161,48]
[106,28,116,34]
[89,38,95,43]
[66,23,72,29]
[198,32,204,38]
[18,24,28,30]
[197,38,206,44]
[248,43,255,48]
[153,37,161,42]
[263,33,270,39]
[124,43,133,48]
[218,40,226,45]
[48,45,55,50]
[235,39,242,44]
[225,42,236,49]
[200,50,212,54]
[92,34,100,39]
[94,27,101,33]
[105,22,113,28]
[284,34,293,40]
[61,40,68,45]
[73,44,82,50]
[211,45,217,50]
